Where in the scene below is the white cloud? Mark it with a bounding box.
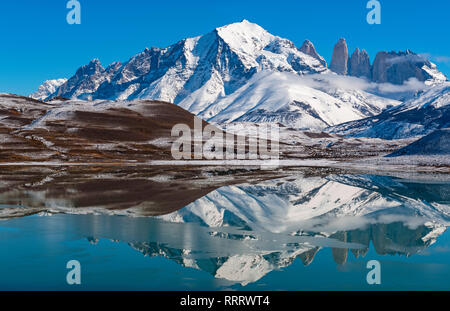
[432,56,450,64]
[386,53,429,65]
[295,73,427,95]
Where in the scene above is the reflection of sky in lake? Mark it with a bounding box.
[0,173,449,290]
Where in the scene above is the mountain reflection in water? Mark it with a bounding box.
[0,167,449,288]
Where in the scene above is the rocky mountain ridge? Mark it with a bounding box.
[330,38,447,85]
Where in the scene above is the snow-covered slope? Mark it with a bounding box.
[29,79,67,100]
[328,82,450,139]
[202,71,399,129]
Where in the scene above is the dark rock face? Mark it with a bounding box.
[300,40,327,67]
[349,48,371,79]
[329,38,349,75]
[327,37,446,84]
[388,128,450,156]
[372,50,434,84]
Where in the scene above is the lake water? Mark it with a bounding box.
[0,169,449,291]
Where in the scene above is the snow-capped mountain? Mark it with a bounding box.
[50,20,326,105]
[33,20,448,131]
[29,78,67,100]
[328,82,450,139]
[36,20,407,130]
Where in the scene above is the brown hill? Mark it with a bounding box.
[0,94,209,162]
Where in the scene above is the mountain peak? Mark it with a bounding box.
[349,48,371,78]
[330,38,349,75]
[89,58,101,66]
[300,40,327,67]
[78,59,103,74]
[372,49,447,84]
[215,19,270,39]
[77,58,104,75]
[214,20,274,63]
[217,19,257,28]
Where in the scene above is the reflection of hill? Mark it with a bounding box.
[0,166,278,219]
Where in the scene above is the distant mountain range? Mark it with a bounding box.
[328,82,450,139]
[329,38,446,84]
[30,20,448,131]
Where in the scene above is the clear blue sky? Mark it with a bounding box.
[1,0,449,95]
